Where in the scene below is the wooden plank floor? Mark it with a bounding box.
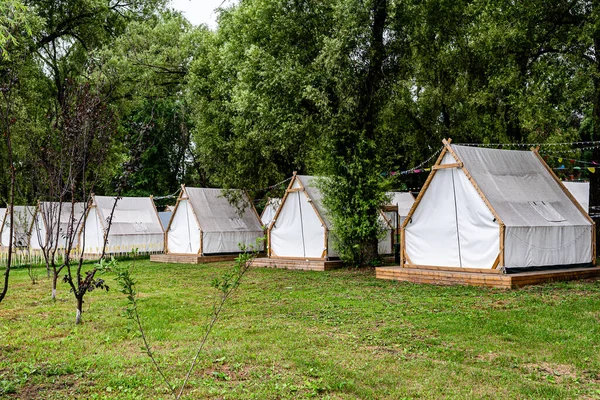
[376,265,600,289]
[253,258,344,271]
[150,253,241,264]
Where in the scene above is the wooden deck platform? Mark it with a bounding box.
[150,253,242,264]
[252,257,345,271]
[376,265,600,289]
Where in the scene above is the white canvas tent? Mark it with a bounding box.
[260,198,281,227]
[30,202,86,251]
[158,211,172,230]
[402,140,595,273]
[81,195,164,256]
[0,208,6,247]
[562,181,589,213]
[0,206,36,248]
[268,174,394,260]
[387,192,416,229]
[166,186,264,255]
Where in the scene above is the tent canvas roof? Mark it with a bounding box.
[387,192,415,217]
[450,145,590,227]
[295,175,332,228]
[158,211,172,230]
[40,202,86,234]
[185,187,263,233]
[93,196,163,236]
[0,208,6,228]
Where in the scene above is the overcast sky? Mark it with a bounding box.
[169,0,238,29]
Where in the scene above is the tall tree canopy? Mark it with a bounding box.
[4,0,600,264]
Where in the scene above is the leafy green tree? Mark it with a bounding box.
[186,0,335,192]
[97,12,199,196]
[0,0,40,304]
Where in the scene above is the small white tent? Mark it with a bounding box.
[158,211,172,231]
[562,181,589,213]
[0,208,6,247]
[260,198,281,227]
[81,195,164,256]
[268,175,394,260]
[403,140,594,273]
[387,192,416,229]
[0,206,36,248]
[166,186,264,255]
[30,202,86,251]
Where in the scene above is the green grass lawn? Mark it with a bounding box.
[2,260,600,399]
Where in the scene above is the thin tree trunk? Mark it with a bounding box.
[588,36,600,255]
[0,112,16,304]
[76,296,83,324]
[52,272,58,301]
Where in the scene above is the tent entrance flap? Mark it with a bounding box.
[297,192,306,258]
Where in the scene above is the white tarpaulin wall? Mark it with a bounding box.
[82,196,164,255]
[31,202,86,251]
[167,199,200,254]
[562,181,589,213]
[404,145,593,272]
[0,206,36,248]
[261,198,281,227]
[167,187,264,255]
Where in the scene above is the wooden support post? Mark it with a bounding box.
[499,224,505,268]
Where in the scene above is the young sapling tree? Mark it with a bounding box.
[115,240,263,399]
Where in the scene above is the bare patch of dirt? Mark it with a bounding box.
[524,362,579,383]
[9,375,80,399]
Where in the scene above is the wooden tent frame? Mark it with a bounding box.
[267,172,332,260]
[165,184,263,256]
[400,138,595,272]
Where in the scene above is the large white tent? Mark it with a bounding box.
[268,174,394,260]
[562,181,589,213]
[0,206,36,248]
[166,186,264,255]
[80,195,164,256]
[30,202,86,251]
[260,198,281,227]
[402,140,594,273]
